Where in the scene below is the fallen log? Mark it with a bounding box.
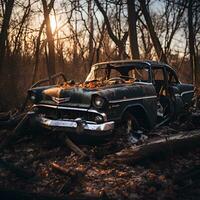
[104,130,200,165]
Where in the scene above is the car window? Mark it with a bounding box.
[109,69,122,78]
[129,68,149,82]
[85,64,150,82]
[95,68,106,80]
[167,69,179,84]
[152,68,165,81]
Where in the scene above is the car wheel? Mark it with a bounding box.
[123,112,139,134]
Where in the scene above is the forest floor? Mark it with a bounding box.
[0,116,200,200]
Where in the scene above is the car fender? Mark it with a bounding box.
[120,103,155,129]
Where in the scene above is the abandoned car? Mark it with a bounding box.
[28,60,194,136]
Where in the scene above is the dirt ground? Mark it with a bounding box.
[0,119,200,200]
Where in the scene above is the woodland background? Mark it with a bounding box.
[0,0,199,110]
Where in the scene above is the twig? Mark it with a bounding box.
[65,136,87,158]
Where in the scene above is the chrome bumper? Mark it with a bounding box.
[35,115,115,133]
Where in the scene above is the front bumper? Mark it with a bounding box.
[34,115,115,134]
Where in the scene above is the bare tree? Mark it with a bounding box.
[41,0,56,84]
[138,18,153,59]
[139,0,168,63]
[188,0,198,84]
[88,0,94,66]
[32,0,55,84]
[94,0,128,59]
[127,0,140,59]
[0,0,15,69]
[163,0,186,56]
[12,0,31,56]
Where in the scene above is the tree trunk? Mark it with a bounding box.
[32,22,45,84]
[88,0,94,69]
[188,0,197,85]
[95,21,106,63]
[127,0,140,59]
[32,0,55,84]
[41,0,56,85]
[139,0,168,63]
[0,0,15,70]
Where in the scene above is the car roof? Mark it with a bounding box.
[92,60,170,69]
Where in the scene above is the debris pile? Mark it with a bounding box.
[60,79,134,90]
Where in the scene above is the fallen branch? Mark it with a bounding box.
[52,162,72,175]
[52,162,85,194]
[65,136,87,158]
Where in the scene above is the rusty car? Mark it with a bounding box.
[27,60,194,139]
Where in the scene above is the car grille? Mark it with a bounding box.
[36,106,102,122]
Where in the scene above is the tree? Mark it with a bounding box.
[41,0,56,84]
[163,0,186,56]
[139,0,168,63]
[32,0,55,84]
[127,0,140,59]
[88,0,94,67]
[94,0,128,59]
[188,0,197,84]
[0,0,15,69]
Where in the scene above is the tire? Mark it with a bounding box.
[122,112,140,134]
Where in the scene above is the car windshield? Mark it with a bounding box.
[85,64,150,83]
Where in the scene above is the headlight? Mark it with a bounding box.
[92,95,105,108]
[29,91,40,103]
[30,94,37,101]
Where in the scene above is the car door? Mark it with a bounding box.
[152,66,172,118]
[166,67,193,114]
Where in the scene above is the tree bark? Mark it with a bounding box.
[32,0,55,84]
[127,0,140,59]
[139,0,168,63]
[41,0,56,85]
[88,0,94,68]
[188,0,197,85]
[0,0,15,69]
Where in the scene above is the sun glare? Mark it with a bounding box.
[50,16,57,32]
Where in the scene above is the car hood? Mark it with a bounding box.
[38,82,155,108]
[41,86,95,108]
